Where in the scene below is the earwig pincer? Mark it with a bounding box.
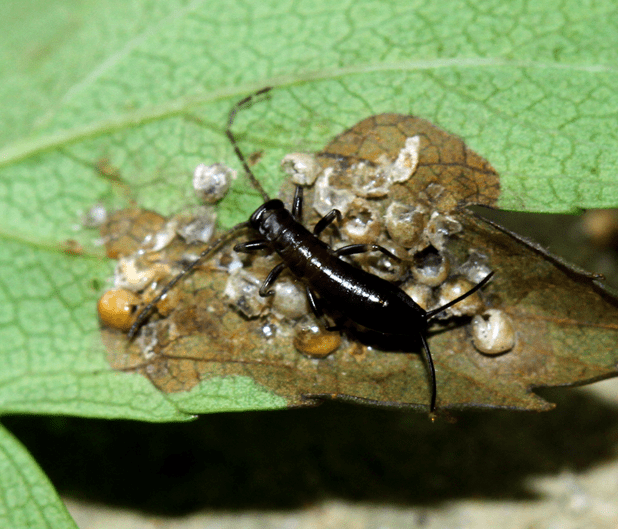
[128,87,494,412]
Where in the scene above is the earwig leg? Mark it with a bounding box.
[292,185,303,221]
[305,287,322,319]
[234,239,269,253]
[305,287,341,331]
[419,332,437,413]
[313,209,342,237]
[259,262,286,297]
[335,243,401,261]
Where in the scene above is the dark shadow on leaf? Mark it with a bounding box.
[4,386,618,515]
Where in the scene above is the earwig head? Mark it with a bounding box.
[250,199,286,236]
[250,199,284,227]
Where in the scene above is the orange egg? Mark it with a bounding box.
[293,326,341,358]
[97,289,139,332]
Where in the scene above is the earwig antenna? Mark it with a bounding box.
[225,86,272,203]
[426,271,495,320]
[128,221,250,339]
[129,88,274,339]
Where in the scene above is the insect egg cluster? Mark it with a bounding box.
[98,132,510,365]
[94,96,520,407]
[96,162,233,335]
[267,134,508,355]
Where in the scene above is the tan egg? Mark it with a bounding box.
[98,288,139,332]
[294,325,341,358]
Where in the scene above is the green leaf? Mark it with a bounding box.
[0,423,77,529]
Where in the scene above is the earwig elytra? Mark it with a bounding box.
[128,88,494,412]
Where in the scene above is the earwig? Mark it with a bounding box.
[129,87,494,412]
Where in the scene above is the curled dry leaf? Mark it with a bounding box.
[100,113,618,412]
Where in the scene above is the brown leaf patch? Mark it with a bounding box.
[99,112,618,412]
[320,113,500,210]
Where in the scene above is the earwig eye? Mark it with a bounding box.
[249,199,285,229]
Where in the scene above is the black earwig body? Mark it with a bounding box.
[129,87,494,412]
[237,193,493,412]
[244,198,427,334]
